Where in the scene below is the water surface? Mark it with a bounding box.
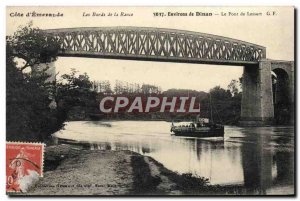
[53,121,294,195]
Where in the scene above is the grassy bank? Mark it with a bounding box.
[17,144,245,196]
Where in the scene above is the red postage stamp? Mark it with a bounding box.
[6,142,44,193]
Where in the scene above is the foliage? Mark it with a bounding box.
[6,24,98,141]
[6,23,61,142]
[6,22,60,72]
[113,80,162,95]
[56,69,98,120]
[200,83,242,125]
[92,80,113,94]
[227,79,241,96]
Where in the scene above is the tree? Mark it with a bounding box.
[200,84,242,125]
[209,86,231,100]
[56,69,97,121]
[6,23,61,142]
[239,77,243,89]
[6,22,60,73]
[227,79,240,97]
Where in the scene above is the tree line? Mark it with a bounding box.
[92,80,162,95]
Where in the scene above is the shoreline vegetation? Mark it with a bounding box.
[17,144,245,196]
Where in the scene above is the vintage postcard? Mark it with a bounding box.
[6,6,295,196]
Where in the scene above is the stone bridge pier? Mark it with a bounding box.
[240,59,294,126]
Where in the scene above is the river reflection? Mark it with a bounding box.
[53,121,294,195]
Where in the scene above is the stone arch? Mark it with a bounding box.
[272,68,290,104]
[271,64,293,124]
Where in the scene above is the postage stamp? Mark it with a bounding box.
[6,142,44,193]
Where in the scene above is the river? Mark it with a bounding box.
[53,120,294,195]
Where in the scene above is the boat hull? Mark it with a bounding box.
[172,127,224,138]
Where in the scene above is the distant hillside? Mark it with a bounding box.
[162,89,208,100]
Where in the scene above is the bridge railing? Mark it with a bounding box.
[44,27,266,65]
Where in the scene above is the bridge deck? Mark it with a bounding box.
[44,27,266,65]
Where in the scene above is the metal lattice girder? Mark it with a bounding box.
[44,27,266,65]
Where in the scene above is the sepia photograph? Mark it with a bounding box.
[5,6,295,196]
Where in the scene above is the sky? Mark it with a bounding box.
[55,57,242,92]
[6,6,294,92]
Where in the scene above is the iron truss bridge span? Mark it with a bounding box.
[44,27,266,65]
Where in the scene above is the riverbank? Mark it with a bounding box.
[19,144,242,195]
